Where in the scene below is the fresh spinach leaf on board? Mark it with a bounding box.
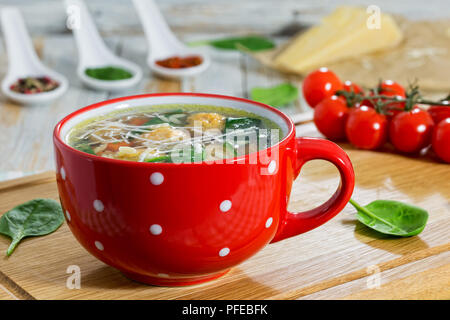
[250,83,299,108]
[189,36,275,51]
[349,199,428,237]
[0,199,64,256]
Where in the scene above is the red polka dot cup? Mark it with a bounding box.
[53,93,355,286]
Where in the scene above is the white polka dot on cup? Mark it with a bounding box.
[220,200,232,213]
[95,241,104,251]
[60,167,66,180]
[268,160,276,174]
[65,210,71,222]
[93,200,104,212]
[265,217,273,228]
[219,247,230,257]
[150,172,164,185]
[149,224,163,235]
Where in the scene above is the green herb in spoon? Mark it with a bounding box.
[85,66,133,81]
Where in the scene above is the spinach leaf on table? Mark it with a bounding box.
[189,36,275,51]
[349,199,428,237]
[0,199,64,256]
[250,83,299,108]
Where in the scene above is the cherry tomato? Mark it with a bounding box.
[302,68,343,108]
[345,106,388,150]
[360,96,375,108]
[432,118,450,163]
[377,80,406,98]
[377,80,406,116]
[342,80,363,94]
[363,80,406,109]
[384,99,406,119]
[389,108,434,153]
[313,96,349,141]
[428,104,450,124]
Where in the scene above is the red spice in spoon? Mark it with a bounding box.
[155,55,203,69]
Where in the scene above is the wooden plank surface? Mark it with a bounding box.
[0,146,448,300]
[299,251,450,299]
[342,263,450,300]
[1,0,447,36]
[0,285,19,300]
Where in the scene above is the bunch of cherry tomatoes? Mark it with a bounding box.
[302,68,450,163]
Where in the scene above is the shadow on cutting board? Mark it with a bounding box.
[342,219,429,256]
[79,265,281,300]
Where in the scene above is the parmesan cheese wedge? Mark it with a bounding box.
[274,6,403,73]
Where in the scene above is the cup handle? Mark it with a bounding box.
[271,137,355,243]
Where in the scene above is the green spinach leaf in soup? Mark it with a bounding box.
[146,144,205,164]
[136,110,187,135]
[73,139,95,155]
[223,142,238,158]
[76,144,95,155]
[191,145,206,163]
[164,109,184,116]
[145,155,172,163]
[225,117,262,130]
[178,144,205,163]
[144,117,166,126]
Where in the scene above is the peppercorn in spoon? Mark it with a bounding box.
[0,7,68,104]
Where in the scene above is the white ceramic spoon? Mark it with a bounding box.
[65,0,142,91]
[132,0,210,79]
[0,7,68,104]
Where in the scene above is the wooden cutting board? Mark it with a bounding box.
[0,144,449,300]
